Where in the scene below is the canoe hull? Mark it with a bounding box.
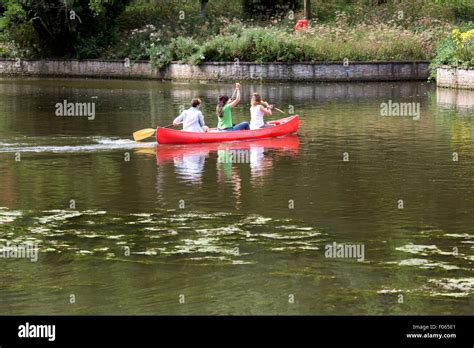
[156,115,299,144]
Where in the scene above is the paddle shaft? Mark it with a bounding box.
[133,123,178,141]
[261,100,285,114]
[230,83,240,101]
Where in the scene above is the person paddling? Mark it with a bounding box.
[173,98,209,132]
[216,83,250,131]
[250,92,273,129]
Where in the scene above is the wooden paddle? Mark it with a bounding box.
[230,86,238,100]
[229,82,240,102]
[133,124,174,141]
[261,100,285,115]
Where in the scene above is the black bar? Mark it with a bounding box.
[0,316,472,346]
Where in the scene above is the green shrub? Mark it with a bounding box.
[147,44,172,69]
[442,0,474,22]
[169,37,200,63]
[0,34,16,57]
[430,24,474,78]
[112,24,164,61]
[200,35,239,62]
[77,28,119,59]
[0,0,130,58]
[1,22,38,58]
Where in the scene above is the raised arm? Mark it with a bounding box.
[259,105,272,116]
[229,83,241,108]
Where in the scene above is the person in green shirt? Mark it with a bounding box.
[216,83,250,131]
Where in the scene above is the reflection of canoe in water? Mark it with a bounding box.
[156,115,299,144]
[156,135,299,163]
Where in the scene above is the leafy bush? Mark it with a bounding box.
[0,22,38,58]
[324,0,474,26]
[169,37,200,63]
[0,34,16,57]
[112,24,162,61]
[0,0,129,58]
[442,0,474,22]
[147,44,172,69]
[430,24,474,78]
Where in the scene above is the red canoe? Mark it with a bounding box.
[156,115,299,144]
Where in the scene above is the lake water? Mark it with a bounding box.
[0,78,473,315]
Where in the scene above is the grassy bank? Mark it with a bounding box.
[116,15,447,68]
[1,0,473,68]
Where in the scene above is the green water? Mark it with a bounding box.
[0,78,473,315]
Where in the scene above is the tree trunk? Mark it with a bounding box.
[304,0,311,19]
[200,0,208,17]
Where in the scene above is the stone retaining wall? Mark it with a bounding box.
[0,59,430,82]
[437,67,474,90]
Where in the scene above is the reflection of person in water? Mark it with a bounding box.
[156,137,298,191]
[173,151,206,184]
[249,144,272,187]
[215,144,274,206]
[217,147,242,209]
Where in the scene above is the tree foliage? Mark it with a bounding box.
[0,0,130,58]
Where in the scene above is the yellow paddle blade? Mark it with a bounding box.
[134,147,157,155]
[133,128,156,141]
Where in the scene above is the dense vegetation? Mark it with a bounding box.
[0,0,130,58]
[430,26,474,76]
[0,0,473,70]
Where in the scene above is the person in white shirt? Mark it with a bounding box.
[249,92,273,130]
[173,98,209,132]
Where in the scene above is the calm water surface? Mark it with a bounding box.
[0,78,473,315]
